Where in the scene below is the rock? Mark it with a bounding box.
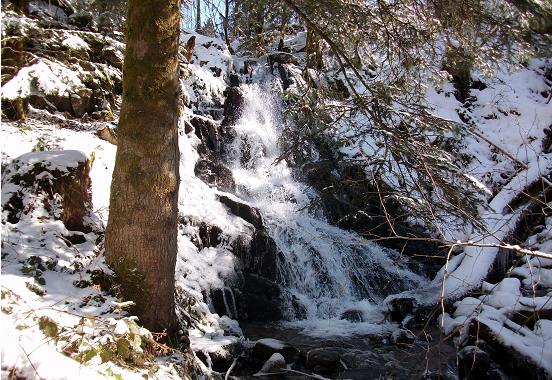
[101,45,123,69]
[340,309,364,323]
[191,116,220,153]
[252,338,299,364]
[305,347,344,370]
[199,223,223,248]
[391,329,415,347]
[194,159,235,192]
[229,74,240,87]
[70,88,93,117]
[218,195,263,229]
[222,87,244,127]
[218,315,243,337]
[457,345,509,380]
[246,229,286,283]
[196,335,243,372]
[473,321,549,379]
[96,124,118,145]
[2,150,94,232]
[268,52,298,65]
[212,287,238,320]
[237,274,284,322]
[258,353,286,374]
[29,94,73,115]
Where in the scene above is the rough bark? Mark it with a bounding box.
[105,0,181,334]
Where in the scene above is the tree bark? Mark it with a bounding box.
[105,0,181,334]
[196,0,201,32]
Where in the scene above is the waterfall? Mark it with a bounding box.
[222,79,429,322]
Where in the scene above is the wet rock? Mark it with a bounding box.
[237,274,284,322]
[222,87,244,127]
[194,159,235,192]
[391,329,416,347]
[199,223,223,248]
[340,309,364,323]
[196,335,243,372]
[258,353,286,374]
[247,229,286,283]
[212,287,238,320]
[252,338,299,364]
[457,345,509,380]
[305,347,344,370]
[191,116,220,153]
[229,73,241,87]
[218,195,263,229]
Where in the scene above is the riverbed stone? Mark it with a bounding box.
[259,353,286,374]
[305,347,344,370]
[457,345,509,380]
[252,338,299,364]
[391,328,416,347]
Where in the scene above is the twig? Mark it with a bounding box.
[286,368,336,380]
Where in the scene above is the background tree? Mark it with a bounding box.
[277,0,552,234]
[104,0,181,335]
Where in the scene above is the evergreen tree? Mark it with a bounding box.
[276,0,551,232]
[104,0,181,335]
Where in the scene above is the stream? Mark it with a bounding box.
[237,322,458,380]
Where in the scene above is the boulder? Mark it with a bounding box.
[194,159,235,192]
[191,116,220,153]
[305,347,344,370]
[218,195,263,229]
[391,329,416,347]
[252,338,299,364]
[457,345,509,380]
[195,335,243,372]
[473,321,549,379]
[258,353,287,374]
[268,52,298,65]
[222,87,244,127]
[236,274,284,322]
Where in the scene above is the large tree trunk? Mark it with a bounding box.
[105,0,181,334]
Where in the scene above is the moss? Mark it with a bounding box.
[107,256,150,318]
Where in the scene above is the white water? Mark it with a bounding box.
[223,79,429,325]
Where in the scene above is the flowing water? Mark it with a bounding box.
[223,78,430,326]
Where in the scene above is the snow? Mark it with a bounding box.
[10,150,88,171]
[61,35,89,51]
[1,60,85,100]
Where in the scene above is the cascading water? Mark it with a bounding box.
[223,76,429,325]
